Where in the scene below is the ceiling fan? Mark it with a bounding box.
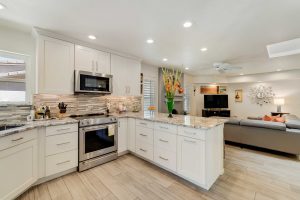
[202,62,243,73]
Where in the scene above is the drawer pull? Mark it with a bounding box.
[184,131,196,135]
[139,134,147,137]
[159,138,168,143]
[57,128,71,132]
[184,139,196,143]
[11,137,24,142]
[159,156,169,161]
[139,122,147,125]
[159,126,168,130]
[56,142,71,146]
[56,160,71,165]
[139,148,147,152]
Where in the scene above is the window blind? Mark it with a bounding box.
[143,79,155,111]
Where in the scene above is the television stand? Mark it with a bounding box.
[202,109,230,117]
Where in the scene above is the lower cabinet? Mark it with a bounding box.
[0,131,38,200]
[127,118,136,152]
[177,135,205,185]
[118,118,128,154]
[135,121,154,161]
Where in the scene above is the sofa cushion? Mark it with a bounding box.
[240,119,286,131]
[286,128,300,134]
[283,114,299,121]
[285,119,300,129]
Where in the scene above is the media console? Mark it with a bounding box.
[202,109,231,117]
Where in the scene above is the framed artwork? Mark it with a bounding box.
[218,86,227,94]
[235,89,243,102]
[200,85,218,94]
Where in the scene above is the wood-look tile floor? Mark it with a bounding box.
[17,145,300,200]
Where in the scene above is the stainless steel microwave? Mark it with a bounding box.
[74,70,113,94]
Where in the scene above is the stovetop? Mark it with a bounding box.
[70,113,117,127]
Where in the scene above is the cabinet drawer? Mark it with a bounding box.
[46,124,78,136]
[45,149,78,176]
[154,130,177,152]
[136,126,153,144]
[136,119,154,129]
[135,140,153,161]
[154,122,177,134]
[0,129,37,151]
[178,126,206,140]
[154,147,177,172]
[46,132,78,156]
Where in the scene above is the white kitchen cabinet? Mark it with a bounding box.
[127,118,136,152]
[177,135,205,185]
[37,36,75,94]
[0,130,38,200]
[75,45,111,74]
[118,118,128,154]
[111,54,141,96]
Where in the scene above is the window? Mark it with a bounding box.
[143,79,156,111]
[0,51,29,104]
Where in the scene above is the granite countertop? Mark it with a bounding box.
[112,111,227,129]
[0,118,78,138]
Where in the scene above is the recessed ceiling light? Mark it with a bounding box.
[240,73,244,76]
[276,69,282,72]
[146,39,154,44]
[185,67,189,70]
[258,81,262,83]
[162,58,168,62]
[0,3,6,10]
[200,48,208,52]
[183,21,192,28]
[88,35,96,40]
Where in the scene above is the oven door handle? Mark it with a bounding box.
[81,124,116,132]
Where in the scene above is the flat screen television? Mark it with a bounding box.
[204,95,228,108]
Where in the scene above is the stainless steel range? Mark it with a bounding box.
[71,114,118,172]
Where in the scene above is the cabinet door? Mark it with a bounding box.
[111,54,141,96]
[118,118,128,153]
[177,136,205,185]
[127,118,136,152]
[95,50,111,74]
[38,37,74,94]
[0,139,38,200]
[75,45,95,71]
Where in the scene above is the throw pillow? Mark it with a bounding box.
[263,115,272,121]
[275,117,285,123]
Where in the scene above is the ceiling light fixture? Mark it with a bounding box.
[146,39,154,44]
[185,67,189,70]
[240,73,244,76]
[276,69,282,72]
[88,35,96,40]
[201,48,208,52]
[0,3,6,10]
[162,58,168,62]
[183,21,192,28]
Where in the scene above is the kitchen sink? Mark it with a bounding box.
[0,124,25,131]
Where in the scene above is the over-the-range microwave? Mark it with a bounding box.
[74,70,113,94]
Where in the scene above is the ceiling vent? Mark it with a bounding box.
[267,38,300,58]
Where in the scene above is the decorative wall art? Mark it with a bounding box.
[248,85,275,106]
[235,89,243,102]
[200,85,227,94]
[218,86,227,94]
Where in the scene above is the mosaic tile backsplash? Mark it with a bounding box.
[0,105,32,121]
[33,94,142,117]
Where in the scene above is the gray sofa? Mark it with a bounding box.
[224,115,300,158]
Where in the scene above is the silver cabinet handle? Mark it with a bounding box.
[56,142,70,146]
[57,128,71,132]
[140,122,147,125]
[56,160,71,165]
[159,156,168,161]
[159,126,168,130]
[139,133,147,137]
[184,139,196,143]
[139,148,147,152]
[96,61,98,71]
[11,137,24,142]
[159,138,168,143]
[184,131,196,135]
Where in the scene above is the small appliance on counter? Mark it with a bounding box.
[58,102,67,119]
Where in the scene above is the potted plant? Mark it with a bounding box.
[162,68,184,118]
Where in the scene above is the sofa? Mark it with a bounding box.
[223,114,300,158]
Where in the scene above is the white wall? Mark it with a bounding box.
[227,80,300,118]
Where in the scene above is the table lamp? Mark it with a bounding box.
[274,98,285,112]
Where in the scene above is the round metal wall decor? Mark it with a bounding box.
[248,85,275,106]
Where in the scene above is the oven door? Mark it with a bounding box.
[75,70,112,93]
[79,123,118,161]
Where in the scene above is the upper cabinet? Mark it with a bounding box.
[75,45,110,74]
[111,54,141,96]
[37,36,75,94]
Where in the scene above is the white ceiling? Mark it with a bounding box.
[1,0,300,76]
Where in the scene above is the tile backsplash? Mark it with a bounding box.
[33,94,142,117]
[0,104,32,121]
